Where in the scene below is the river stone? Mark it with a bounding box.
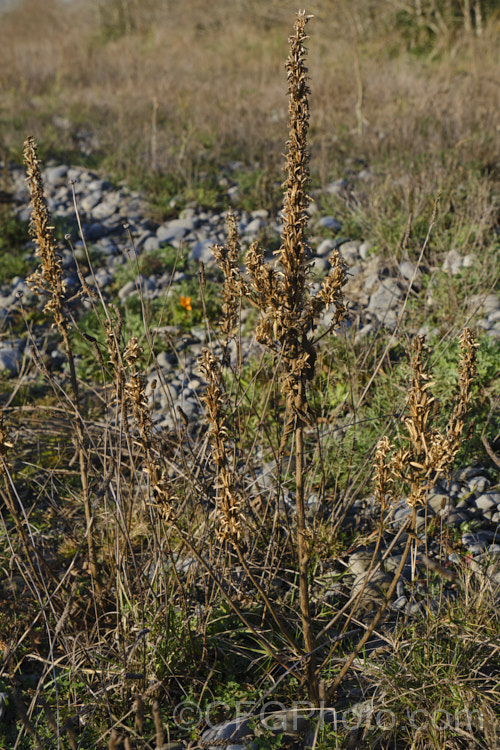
[392,595,409,611]
[43,164,68,186]
[227,185,240,202]
[319,215,342,231]
[251,208,268,219]
[311,256,329,273]
[351,570,392,608]
[95,237,117,255]
[11,277,29,295]
[177,397,200,420]
[475,493,500,511]
[244,217,265,234]
[414,508,437,533]
[316,238,337,256]
[399,260,421,283]
[264,708,312,734]
[444,510,470,526]
[190,239,215,263]
[428,493,451,513]
[348,548,378,576]
[442,249,463,275]
[92,200,118,221]
[462,532,489,552]
[86,222,108,241]
[0,293,14,309]
[324,178,347,195]
[157,219,194,244]
[481,294,500,314]
[393,504,411,523]
[143,236,161,252]
[339,241,360,264]
[0,347,21,376]
[486,564,500,587]
[202,717,253,750]
[80,192,101,212]
[118,280,138,300]
[383,555,412,578]
[367,279,403,319]
[358,241,372,260]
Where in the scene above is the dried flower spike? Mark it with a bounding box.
[24,136,67,333]
[198,348,243,543]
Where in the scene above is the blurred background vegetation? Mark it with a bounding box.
[0,0,498,215]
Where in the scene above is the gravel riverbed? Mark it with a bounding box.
[1,159,499,747]
[2,157,500,584]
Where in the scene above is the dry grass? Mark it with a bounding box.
[0,4,499,750]
[0,0,498,192]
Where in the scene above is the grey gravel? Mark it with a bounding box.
[0,346,22,375]
[2,158,499,631]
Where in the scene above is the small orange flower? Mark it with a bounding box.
[180,295,192,311]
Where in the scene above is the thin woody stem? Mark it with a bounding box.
[295,416,318,701]
[326,507,418,702]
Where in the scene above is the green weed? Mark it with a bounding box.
[0,205,30,282]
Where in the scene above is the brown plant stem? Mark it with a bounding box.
[279,10,319,704]
[326,507,417,703]
[233,543,303,654]
[295,415,318,701]
[23,136,99,588]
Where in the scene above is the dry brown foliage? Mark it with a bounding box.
[24,136,67,333]
[384,329,478,509]
[1,8,495,748]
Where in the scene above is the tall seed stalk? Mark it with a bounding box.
[326,329,478,701]
[211,11,348,702]
[278,11,319,701]
[23,137,99,586]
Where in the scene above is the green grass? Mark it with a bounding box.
[110,244,186,290]
[369,580,500,749]
[0,205,30,282]
[1,4,500,749]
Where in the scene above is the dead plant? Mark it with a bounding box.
[24,136,99,585]
[326,328,478,702]
[207,10,348,703]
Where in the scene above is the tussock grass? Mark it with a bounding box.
[0,5,499,750]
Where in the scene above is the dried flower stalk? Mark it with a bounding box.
[390,331,478,508]
[208,11,349,703]
[207,11,350,701]
[24,136,67,334]
[124,338,153,451]
[328,329,478,701]
[199,348,243,544]
[24,136,99,586]
[211,209,245,341]
[120,337,175,522]
[373,436,393,512]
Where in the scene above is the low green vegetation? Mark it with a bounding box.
[0,204,30,282]
[0,4,499,750]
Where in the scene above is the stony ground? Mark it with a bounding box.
[1,158,500,748]
[2,156,500,589]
